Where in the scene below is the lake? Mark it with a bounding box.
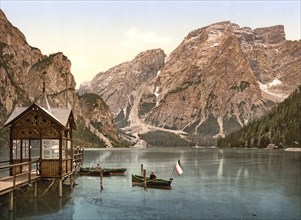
[0,148,300,220]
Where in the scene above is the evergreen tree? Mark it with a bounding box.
[217,85,301,148]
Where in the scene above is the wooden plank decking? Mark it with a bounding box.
[0,172,40,196]
[0,148,83,211]
[0,160,41,196]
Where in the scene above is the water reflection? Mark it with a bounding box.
[0,148,300,220]
[0,185,74,219]
[217,157,224,178]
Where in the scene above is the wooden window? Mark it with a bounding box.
[42,139,59,159]
[67,140,72,158]
[62,139,66,159]
[22,139,30,159]
[12,140,21,159]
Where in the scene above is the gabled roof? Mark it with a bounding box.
[4,103,76,130]
[4,107,28,126]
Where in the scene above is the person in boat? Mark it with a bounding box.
[150,170,157,179]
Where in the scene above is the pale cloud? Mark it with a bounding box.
[122,27,171,50]
[69,54,101,87]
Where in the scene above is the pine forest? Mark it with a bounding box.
[217,85,301,148]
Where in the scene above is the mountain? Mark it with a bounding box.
[0,9,125,148]
[80,49,165,118]
[79,49,168,146]
[217,85,301,148]
[80,21,301,146]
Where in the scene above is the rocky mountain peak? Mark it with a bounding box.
[253,25,286,44]
[184,21,235,41]
[0,9,27,46]
[0,9,124,148]
[148,22,265,141]
[80,48,165,115]
[80,21,300,146]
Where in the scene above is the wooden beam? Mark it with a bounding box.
[34,181,38,197]
[17,187,31,198]
[0,159,39,170]
[70,175,73,190]
[100,169,103,191]
[29,140,32,163]
[59,132,63,176]
[40,180,55,197]
[20,139,23,173]
[39,137,42,175]
[9,126,13,176]
[143,169,146,189]
[58,178,63,198]
[8,191,13,211]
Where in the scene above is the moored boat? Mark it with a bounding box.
[79,167,127,176]
[103,168,127,175]
[132,174,173,189]
[79,167,112,176]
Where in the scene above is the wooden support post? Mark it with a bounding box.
[41,180,55,197]
[100,169,103,191]
[143,169,147,189]
[29,162,32,182]
[34,181,38,197]
[8,191,13,211]
[58,198,63,214]
[141,164,143,176]
[33,198,38,214]
[59,178,63,198]
[70,175,74,190]
[13,175,16,188]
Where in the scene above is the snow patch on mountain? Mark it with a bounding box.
[259,79,282,89]
[258,79,288,102]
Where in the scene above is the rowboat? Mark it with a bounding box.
[79,167,127,176]
[132,174,173,189]
[79,167,112,176]
[104,168,127,175]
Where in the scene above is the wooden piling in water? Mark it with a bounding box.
[141,164,143,176]
[143,169,146,189]
[8,191,13,211]
[58,178,63,198]
[100,169,103,191]
[34,181,38,197]
[70,175,74,190]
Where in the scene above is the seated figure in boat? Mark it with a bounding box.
[150,170,157,179]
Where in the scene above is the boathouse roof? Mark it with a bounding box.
[4,103,76,129]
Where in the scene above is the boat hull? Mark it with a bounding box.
[79,167,127,176]
[104,168,127,175]
[132,174,172,189]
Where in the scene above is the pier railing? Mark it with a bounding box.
[73,147,84,172]
[0,159,40,195]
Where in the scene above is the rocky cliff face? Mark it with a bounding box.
[0,10,42,116]
[239,25,301,102]
[80,21,301,145]
[81,49,165,114]
[79,49,166,142]
[0,9,123,148]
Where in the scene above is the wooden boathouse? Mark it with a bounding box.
[0,84,83,210]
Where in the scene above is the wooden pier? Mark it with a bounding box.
[0,160,40,196]
[1,75,84,211]
[0,147,83,210]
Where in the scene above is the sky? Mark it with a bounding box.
[0,1,300,88]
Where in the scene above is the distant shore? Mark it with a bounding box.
[284,148,301,152]
[81,146,301,152]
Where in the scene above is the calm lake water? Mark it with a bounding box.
[0,148,300,220]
